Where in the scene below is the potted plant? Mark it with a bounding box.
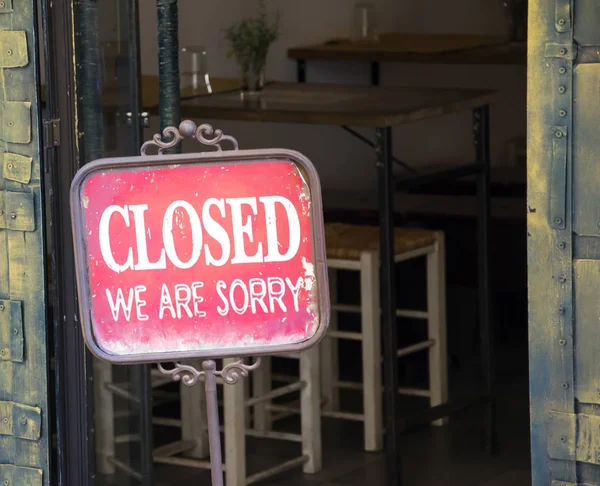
[225,0,280,95]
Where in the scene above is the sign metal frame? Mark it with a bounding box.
[70,128,329,365]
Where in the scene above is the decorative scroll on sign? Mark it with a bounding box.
[71,131,329,364]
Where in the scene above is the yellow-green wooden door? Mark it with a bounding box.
[529,0,600,484]
[0,0,51,485]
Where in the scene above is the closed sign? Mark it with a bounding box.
[71,149,329,363]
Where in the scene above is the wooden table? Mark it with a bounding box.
[40,75,242,111]
[178,81,498,485]
[178,82,494,126]
[288,33,526,85]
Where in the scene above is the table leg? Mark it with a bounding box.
[376,126,401,485]
[297,60,306,83]
[370,62,380,86]
[473,105,497,454]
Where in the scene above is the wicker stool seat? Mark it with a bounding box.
[324,223,437,260]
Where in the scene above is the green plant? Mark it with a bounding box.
[224,0,280,77]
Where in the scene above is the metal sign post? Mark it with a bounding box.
[70,120,329,485]
[157,358,261,486]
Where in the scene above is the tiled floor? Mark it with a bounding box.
[148,361,531,486]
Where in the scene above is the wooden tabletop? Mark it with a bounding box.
[178,82,497,127]
[141,75,241,107]
[288,33,526,66]
[40,75,242,109]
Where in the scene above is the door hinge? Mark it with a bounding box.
[548,411,600,466]
[545,42,578,61]
[43,119,60,148]
[550,126,568,229]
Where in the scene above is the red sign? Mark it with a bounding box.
[71,150,329,363]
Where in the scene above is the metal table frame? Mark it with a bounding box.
[296,63,496,486]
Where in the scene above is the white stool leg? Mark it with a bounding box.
[321,268,339,412]
[181,359,209,458]
[253,356,272,431]
[301,346,322,473]
[244,369,251,428]
[224,358,246,486]
[427,233,448,426]
[360,251,383,451]
[94,358,115,474]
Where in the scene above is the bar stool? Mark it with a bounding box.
[95,351,322,486]
[253,222,448,452]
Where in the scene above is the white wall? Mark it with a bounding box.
[140,0,526,194]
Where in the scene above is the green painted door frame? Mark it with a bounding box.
[41,0,151,483]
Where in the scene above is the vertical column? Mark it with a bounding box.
[375,126,401,486]
[473,105,496,454]
[297,60,306,83]
[300,346,322,473]
[181,359,209,458]
[132,363,154,485]
[75,0,104,162]
[370,62,380,86]
[93,359,115,473]
[204,361,225,486]
[253,356,273,431]
[426,233,448,426]
[156,0,181,154]
[223,358,246,486]
[360,251,383,451]
[321,268,339,412]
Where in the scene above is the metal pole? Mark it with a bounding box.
[370,61,380,86]
[157,359,260,486]
[76,0,104,164]
[71,1,104,482]
[473,105,497,454]
[203,360,225,486]
[376,127,401,486]
[297,59,306,83]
